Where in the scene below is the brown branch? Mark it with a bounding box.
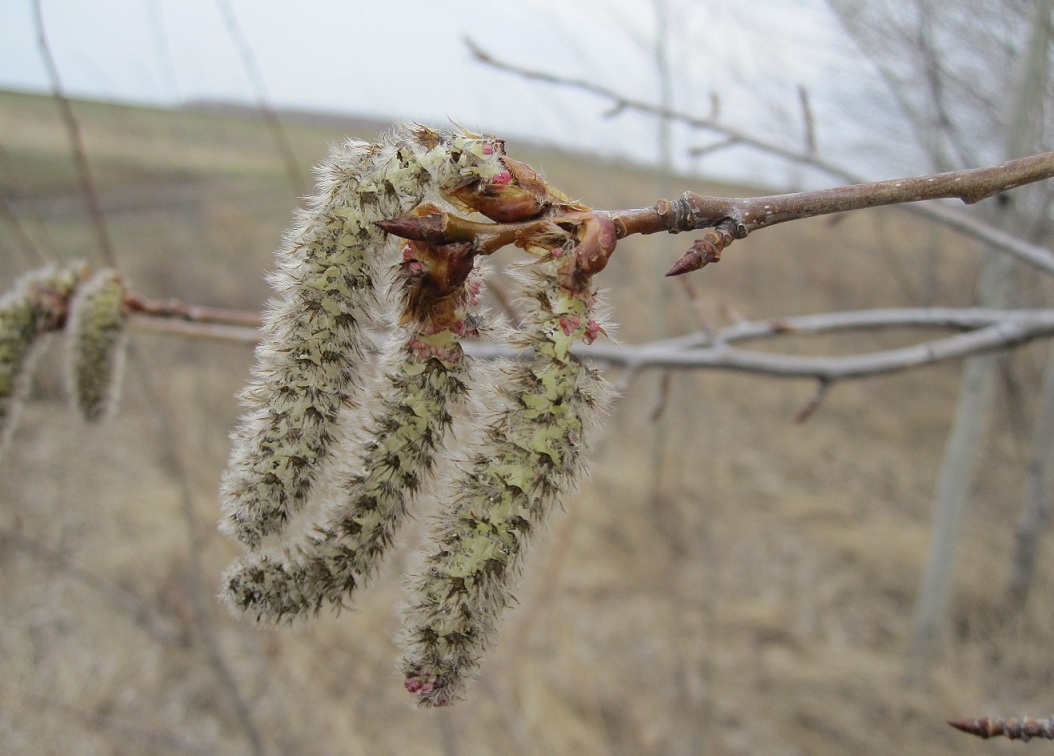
[950,716,1054,741]
[378,154,1054,276]
[467,39,1054,275]
[123,291,263,328]
[31,0,116,267]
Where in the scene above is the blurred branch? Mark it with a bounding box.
[0,142,48,265]
[466,38,1054,273]
[31,0,116,267]
[536,309,1054,381]
[215,0,306,192]
[950,715,1054,741]
[124,291,263,327]
[119,294,1054,385]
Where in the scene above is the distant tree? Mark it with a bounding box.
[828,0,1054,674]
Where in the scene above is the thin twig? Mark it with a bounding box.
[469,309,1054,382]
[31,0,116,267]
[119,300,1054,386]
[124,291,263,327]
[0,142,48,265]
[215,0,306,192]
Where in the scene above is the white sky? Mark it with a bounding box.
[0,0,913,185]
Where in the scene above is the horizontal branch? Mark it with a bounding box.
[465,309,1054,381]
[380,153,1054,276]
[608,155,1054,275]
[123,292,262,328]
[129,315,260,343]
[124,299,1054,380]
[467,39,1054,275]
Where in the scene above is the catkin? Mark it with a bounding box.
[399,250,616,707]
[65,268,127,422]
[0,264,84,457]
[219,125,508,549]
[223,258,495,620]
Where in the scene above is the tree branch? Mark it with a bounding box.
[32,0,116,267]
[466,39,1054,275]
[116,293,1054,385]
[379,153,1054,276]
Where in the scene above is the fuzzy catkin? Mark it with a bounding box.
[223,263,493,620]
[219,125,508,549]
[0,264,84,456]
[65,268,127,422]
[399,257,615,707]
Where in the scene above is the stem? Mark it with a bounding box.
[379,153,1054,275]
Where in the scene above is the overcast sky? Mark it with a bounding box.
[1,0,909,184]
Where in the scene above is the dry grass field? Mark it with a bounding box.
[2,89,1052,754]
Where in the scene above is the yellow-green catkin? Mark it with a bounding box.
[0,264,83,457]
[219,125,508,549]
[399,254,616,707]
[65,268,127,422]
[223,262,494,620]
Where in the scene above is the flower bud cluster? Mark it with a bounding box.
[399,249,615,707]
[219,125,508,549]
[218,124,618,708]
[0,264,87,456]
[65,268,127,422]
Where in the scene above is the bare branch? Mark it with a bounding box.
[379,153,1054,275]
[214,0,306,192]
[950,715,1054,741]
[123,291,263,328]
[116,291,1054,388]
[31,0,116,267]
[797,85,817,157]
[467,39,1054,274]
[473,308,1054,382]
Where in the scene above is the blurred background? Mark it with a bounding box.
[1,1,1053,753]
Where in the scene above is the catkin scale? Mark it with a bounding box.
[219,126,508,549]
[399,252,615,707]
